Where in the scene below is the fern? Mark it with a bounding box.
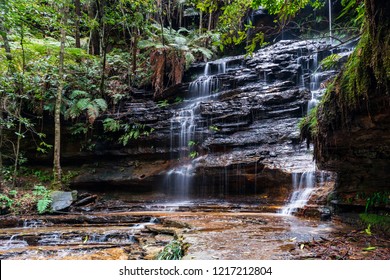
[87,104,99,124]
[103,118,121,132]
[70,90,88,99]
[76,98,91,111]
[32,185,52,214]
[156,239,186,260]
[37,198,51,214]
[320,54,341,70]
[93,98,107,111]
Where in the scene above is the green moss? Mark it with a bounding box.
[339,31,372,106]
[299,106,318,146]
[359,213,390,234]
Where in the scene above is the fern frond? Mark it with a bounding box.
[70,90,89,99]
[76,98,91,111]
[93,98,107,111]
[87,104,99,124]
[194,47,213,59]
[37,198,51,214]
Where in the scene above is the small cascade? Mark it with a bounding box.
[188,61,226,97]
[0,234,28,250]
[166,60,227,198]
[280,171,316,215]
[308,53,322,113]
[23,219,46,228]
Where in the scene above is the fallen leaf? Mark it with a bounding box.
[362,246,376,251]
[300,244,305,250]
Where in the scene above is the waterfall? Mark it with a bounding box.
[280,171,316,215]
[166,60,227,198]
[282,46,332,214]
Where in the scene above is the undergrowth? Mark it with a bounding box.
[0,185,52,215]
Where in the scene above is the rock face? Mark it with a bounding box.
[59,40,336,204]
[315,81,390,207]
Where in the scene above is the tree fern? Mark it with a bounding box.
[70,90,88,99]
[87,104,99,124]
[93,98,107,111]
[76,98,91,111]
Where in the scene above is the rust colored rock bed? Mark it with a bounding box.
[0,201,388,260]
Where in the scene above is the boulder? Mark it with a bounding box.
[51,191,77,211]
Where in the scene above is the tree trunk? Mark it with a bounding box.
[132,32,138,75]
[199,10,203,34]
[74,0,81,48]
[208,11,212,31]
[98,0,106,96]
[0,2,11,178]
[53,3,69,188]
[12,102,22,188]
[88,1,100,55]
[11,23,26,188]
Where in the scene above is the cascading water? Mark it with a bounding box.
[281,171,316,215]
[166,60,227,198]
[281,46,330,214]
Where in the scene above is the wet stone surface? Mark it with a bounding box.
[0,200,353,260]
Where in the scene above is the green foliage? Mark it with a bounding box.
[320,54,342,70]
[364,224,372,236]
[174,97,183,104]
[156,239,186,260]
[0,194,14,209]
[103,118,121,132]
[157,99,169,108]
[65,90,107,124]
[61,170,79,187]
[299,106,318,145]
[364,192,390,213]
[208,125,219,132]
[189,151,198,159]
[32,185,52,214]
[338,0,365,29]
[217,0,252,49]
[0,184,53,215]
[21,168,53,182]
[188,140,198,158]
[359,213,390,237]
[188,140,196,147]
[251,0,322,22]
[118,123,154,146]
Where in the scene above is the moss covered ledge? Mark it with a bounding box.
[306,0,390,197]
